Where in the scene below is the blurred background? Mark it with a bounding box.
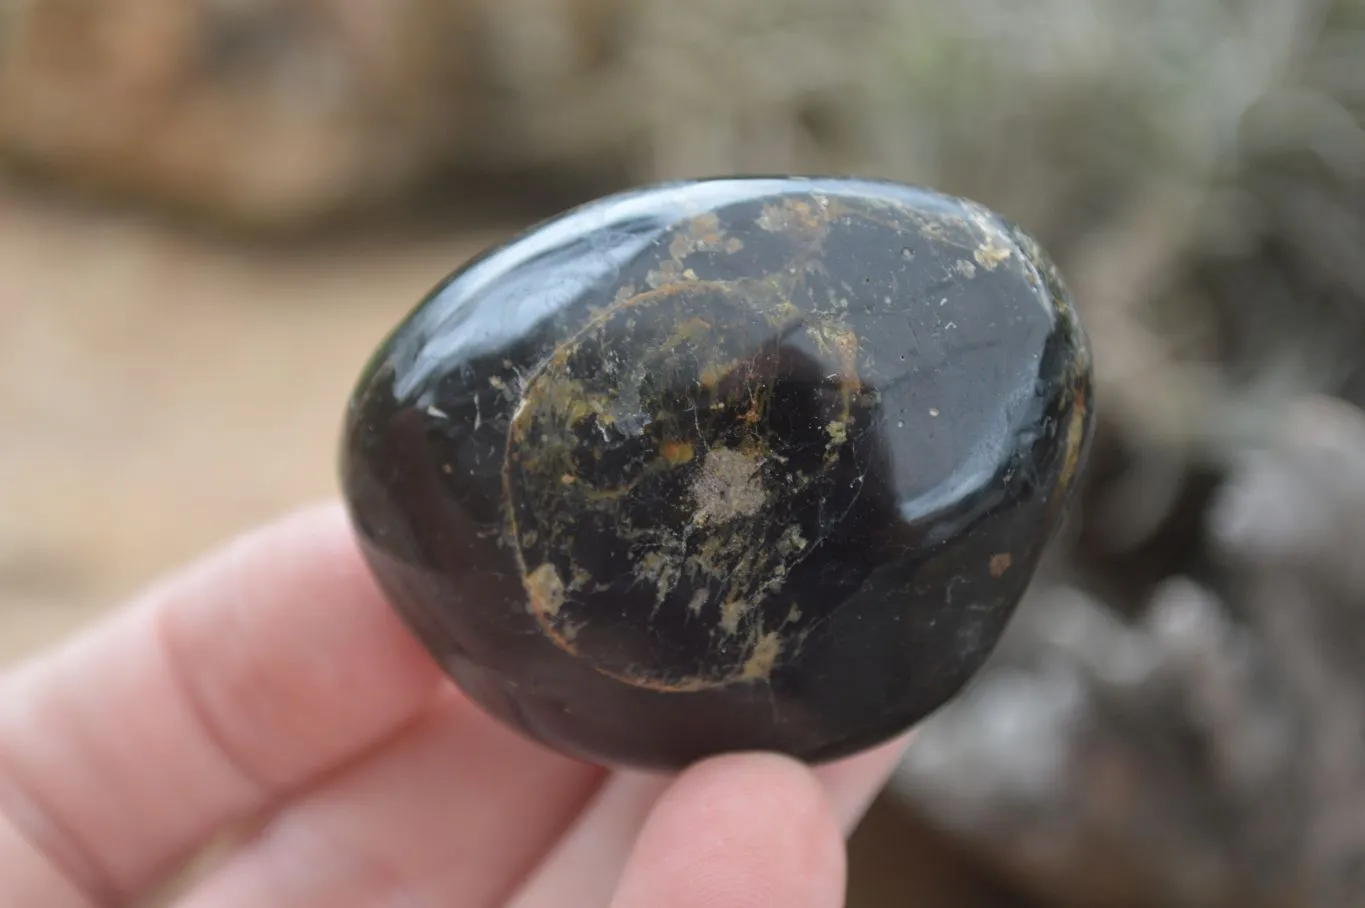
[4,0,1365,904]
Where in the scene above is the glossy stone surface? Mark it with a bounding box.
[340,177,1094,770]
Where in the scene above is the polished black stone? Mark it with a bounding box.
[340,177,1094,770]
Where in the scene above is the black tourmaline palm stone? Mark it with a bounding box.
[341,177,1093,770]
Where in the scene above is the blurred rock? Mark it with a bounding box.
[888,396,1365,907]
[0,0,476,230]
[0,0,1324,236]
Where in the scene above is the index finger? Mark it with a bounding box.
[0,501,445,904]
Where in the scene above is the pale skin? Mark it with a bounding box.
[0,502,907,907]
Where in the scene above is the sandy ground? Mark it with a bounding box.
[0,185,509,665]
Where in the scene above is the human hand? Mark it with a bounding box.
[0,503,906,907]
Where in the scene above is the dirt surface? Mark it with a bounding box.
[0,183,507,666]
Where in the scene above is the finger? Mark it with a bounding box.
[0,502,445,904]
[610,753,847,908]
[0,809,95,908]
[176,690,604,908]
[816,734,912,833]
[510,735,909,908]
[506,771,671,908]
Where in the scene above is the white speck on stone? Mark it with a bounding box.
[692,448,766,525]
